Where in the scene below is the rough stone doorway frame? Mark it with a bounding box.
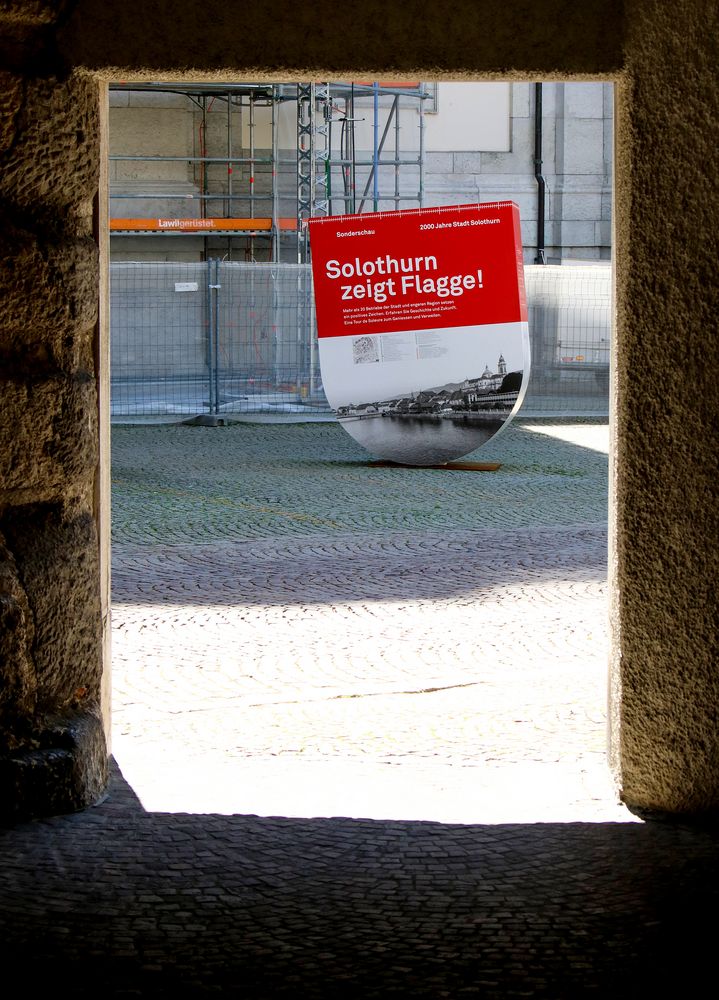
[4,1,715,821]
[90,39,716,812]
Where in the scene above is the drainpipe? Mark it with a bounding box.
[534,82,547,264]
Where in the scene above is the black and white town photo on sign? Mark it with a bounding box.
[337,353,522,419]
[334,350,526,467]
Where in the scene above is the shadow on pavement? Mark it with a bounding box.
[0,760,716,999]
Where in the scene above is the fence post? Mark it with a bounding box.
[207,258,221,415]
[213,259,221,415]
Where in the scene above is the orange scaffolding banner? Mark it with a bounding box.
[350,81,421,88]
[109,218,297,232]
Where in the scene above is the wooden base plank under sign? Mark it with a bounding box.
[369,460,502,472]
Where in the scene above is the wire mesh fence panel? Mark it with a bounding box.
[110,262,211,417]
[215,263,326,415]
[523,264,611,415]
[110,260,610,421]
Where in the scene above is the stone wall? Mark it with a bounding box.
[0,37,108,817]
[0,0,717,820]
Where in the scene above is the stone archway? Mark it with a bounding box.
[1,0,717,820]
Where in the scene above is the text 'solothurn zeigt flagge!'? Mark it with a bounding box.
[308,202,530,467]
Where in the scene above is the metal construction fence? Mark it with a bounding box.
[110,261,611,421]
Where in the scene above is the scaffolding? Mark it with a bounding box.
[109,82,429,263]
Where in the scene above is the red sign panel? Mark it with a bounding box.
[309,202,527,337]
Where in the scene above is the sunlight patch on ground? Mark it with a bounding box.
[110,419,618,825]
[112,747,640,824]
[521,422,609,454]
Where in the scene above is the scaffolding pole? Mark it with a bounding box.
[271,87,280,264]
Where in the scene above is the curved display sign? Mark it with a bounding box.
[308,202,530,467]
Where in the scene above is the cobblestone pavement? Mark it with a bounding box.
[110,419,614,823]
[2,418,718,997]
